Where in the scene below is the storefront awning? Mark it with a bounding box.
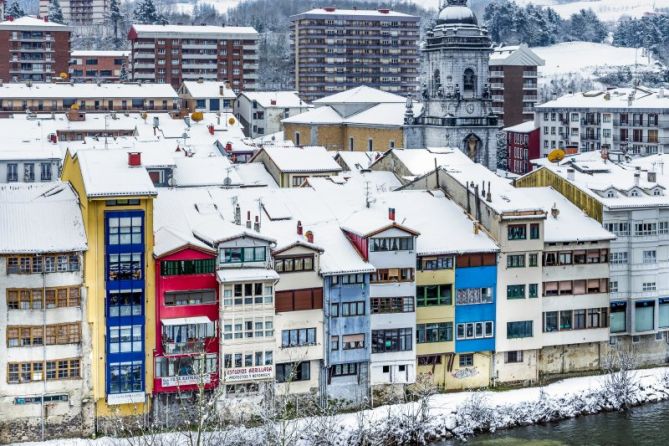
[161,316,212,326]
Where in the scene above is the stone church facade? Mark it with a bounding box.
[404,0,499,171]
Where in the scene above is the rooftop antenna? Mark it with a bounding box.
[364,180,375,208]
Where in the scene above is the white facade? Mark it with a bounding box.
[235,92,311,139]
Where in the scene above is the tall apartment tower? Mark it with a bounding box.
[128,24,259,90]
[489,45,544,127]
[39,0,108,25]
[290,7,420,102]
[0,16,71,83]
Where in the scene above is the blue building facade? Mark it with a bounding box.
[454,253,497,354]
[105,211,146,398]
[322,272,371,401]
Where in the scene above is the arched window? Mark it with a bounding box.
[463,68,475,92]
[433,69,441,91]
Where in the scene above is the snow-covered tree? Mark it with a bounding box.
[568,9,608,43]
[48,0,65,24]
[133,0,166,25]
[5,0,25,19]
[108,0,123,39]
[119,63,129,81]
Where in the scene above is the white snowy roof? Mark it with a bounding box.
[373,148,472,176]
[490,44,545,67]
[217,268,279,283]
[282,106,344,125]
[131,24,257,37]
[334,151,381,171]
[525,187,614,243]
[344,102,423,127]
[181,81,237,99]
[0,82,178,99]
[71,50,129,58]
[0,182,86,254]
[536,87,669,110]
[0,16,70,31]
[240,91,310,109]
[313,86,406,105]
[503,121,538,133]
[253,146,342,173]
[154,226,214,258]
[74,150,157,198]
[172,157,240,187]
[292,8,418,19]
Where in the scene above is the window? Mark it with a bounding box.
[7,287,80,310]
[642,282,656,292]
[40,163,52,181]
[419,255,454,270]
[418,355,442,366]
[371,268,414,283]
[635,223,657,236]
[659,298,669,328]
[108,361,142,394]
[530,224,540,239]
[108,216,142,245]
[456,287,493,305]
[274,255,314,273]
[417,322,453,343]
[643,250,657,264]
[609,251,628,264]
[459,354,473,367]
[529,253,538,267]
[331,363,357,377]
[164,290,216,306]
[222,282,273,306]
[161,259,215,275]
[156,354,217,378]
[604,222,630,236]
[342,334,365,350]
[369,237,414,252]
[529,284,538,298]
[108,290,142,316]
[370,296,414,313]
[330,274,365,286]
[456,321,494,340]
[222,316,273,340]
[108,253,142,281]
[610,302,627,333]
[330,335,339,351]
[507,321,533,339]
[340,301,365,316]
[108,325,143,353]
[281,328,316,347]
[463,68,475,91]
[276,362,310,383]
[507,285,526,299]
[6,255,79,274]
[610,281,618,292]
[221,247,266,264]
[7,163,18,182]
[416,285,452,306]
[505,351,523,363]
[371,328,412,353]
[507,254,525,268]
[508,225,526,240]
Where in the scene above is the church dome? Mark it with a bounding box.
[437,5,478,26]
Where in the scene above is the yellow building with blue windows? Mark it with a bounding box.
[62,150,157,419]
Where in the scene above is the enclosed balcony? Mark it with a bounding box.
[161,317,216,355]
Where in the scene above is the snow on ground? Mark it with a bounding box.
[515,0,669,21]
[16,367,669,446]
[171,0,244,16]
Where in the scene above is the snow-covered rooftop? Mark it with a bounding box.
[74,150,157,198]
[0,182,87,254]
[536,87,669,110]
[181,81,237,99]
[503,121,538,133]
[490,44,545,67]
[0,82,178,99]
[291,8,418,19]
[253,146,342,173]
[154,226,214,258]
[71,50,130,58]
[313,86,407,105]
[0,16,70,30]
[131,24,257,37]
[240,91,310,109]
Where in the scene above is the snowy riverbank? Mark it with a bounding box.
[16,367,669,446]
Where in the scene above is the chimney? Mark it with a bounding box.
[234,204,241,225]
[297,220,303,235]
[208,124,215,135]
[551,203,560,219]
[219,85,225,96]
[486,181,492,202]
[648,171,657,183]
[44,16,48,22]
[270,99,277,106]
[128,152,141,167]
[473,221,479,235]
[324,7,335,12]
[567,168,575,181]
[634,172,640,187]
[246,211,252,229]
[305,230,314,244]
[378,8,390,14]
[388,207,396,221]
[253,216,260,232]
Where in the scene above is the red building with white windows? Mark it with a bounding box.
[504,121,540,175]
[153,228,219,399]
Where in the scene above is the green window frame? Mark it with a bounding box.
[530,223,540,239]
[507,284,526,299]
[507,254,525,268]
[529,253,538,267]
[507,321,533,339]
[160,259,215,276]
[508,224,526,240]
[416,284,453,306]
[221,247,266,264]
[529,283,538,298]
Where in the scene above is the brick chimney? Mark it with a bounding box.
[128,152,141,167]
[388,207,396,221]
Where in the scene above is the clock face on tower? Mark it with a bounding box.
[466,104,475,114]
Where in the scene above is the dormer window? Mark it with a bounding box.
[653,188,663,196]
[630,190,641,197]
[607,191,616,198]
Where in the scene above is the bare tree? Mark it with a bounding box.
[601,345,639,410]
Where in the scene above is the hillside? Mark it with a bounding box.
[515,0,669,21]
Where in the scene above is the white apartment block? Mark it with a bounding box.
[0,182,91,442]
[39,0,108,24]
[535,87,669,158]
[235,91,312,139]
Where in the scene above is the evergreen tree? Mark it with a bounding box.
[133,0,164,25]
[5,0,25,19]
[48,0,65,24]
[568,9,608,43]
[119,63,129,81]
[108,0,123,39]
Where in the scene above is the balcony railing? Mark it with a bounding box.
[162,338,207,355]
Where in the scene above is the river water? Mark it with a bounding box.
[438,399,669,446]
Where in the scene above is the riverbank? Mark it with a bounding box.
[15,366,669,446]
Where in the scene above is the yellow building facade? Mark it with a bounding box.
[283,122,403,152]
[62,151,157,419]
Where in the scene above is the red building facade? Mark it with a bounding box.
[154,245,220,394]
[505,122,540,175]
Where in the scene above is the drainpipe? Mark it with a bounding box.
[40,253,46,441]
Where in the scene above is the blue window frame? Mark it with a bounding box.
[209,99,220,111]
[108,361,143,394]
[196,99,206,109]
